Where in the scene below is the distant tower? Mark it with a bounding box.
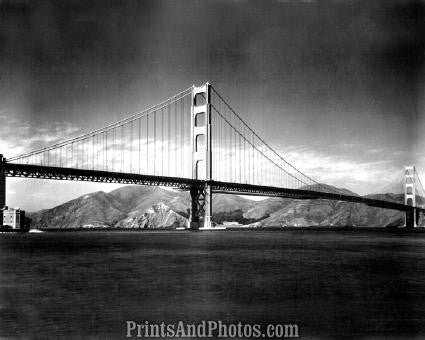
[405,165,416,227]
[0,154,5,226]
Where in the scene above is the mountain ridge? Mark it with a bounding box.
[28,185,409,229]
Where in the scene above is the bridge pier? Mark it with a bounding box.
[419,211,424,227]
[189,184,213,230]
[0,155,5,226]
[405,209,417,228]
[202,184,212,229]
[189,186,203,230]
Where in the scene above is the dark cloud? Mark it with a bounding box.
[374,1,425,80]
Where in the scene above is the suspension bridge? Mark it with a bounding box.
[1,83,424,228]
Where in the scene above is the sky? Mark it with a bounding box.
[0,0,424,211]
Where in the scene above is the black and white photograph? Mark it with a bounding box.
[1,0,424,338]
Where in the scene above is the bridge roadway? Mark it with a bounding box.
[4,162,423,214]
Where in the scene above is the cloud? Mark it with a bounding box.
[0,114,81,158]
[279,145,402,195]
[367,148,384,154]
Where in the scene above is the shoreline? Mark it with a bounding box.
[19,226,425,233]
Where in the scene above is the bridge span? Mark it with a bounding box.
[2,160,424,228]
[1,83,424,228]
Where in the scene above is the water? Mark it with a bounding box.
[1,230,425,339]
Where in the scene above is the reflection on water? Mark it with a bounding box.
[1,230,425,339]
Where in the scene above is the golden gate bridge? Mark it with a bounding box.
[1,83,424,228]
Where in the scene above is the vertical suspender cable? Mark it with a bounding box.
[181,97,184,177]
[237,118,239,183]
[96,134,99,170]
[168,102,171,177]
[161,107,164,176]
[92,135,94,170]
[121,124,124,172]
[218,98,221,180]
[227,106,231,182]
[138,118,141,174]
[154,110,156,175]
[243,123,246,183]
[113,128,116,172]
[106,130,108,171]
[174,101,177,176]
[130,120,133,173]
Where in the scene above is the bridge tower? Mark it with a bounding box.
[0,154,5,226]
[190,83,213,229]
[405,165,417,228]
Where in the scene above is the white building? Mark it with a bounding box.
[1,206,27,230]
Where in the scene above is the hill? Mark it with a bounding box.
[250,199,404,228]
[28,186,255,229]
[28,185,408,229]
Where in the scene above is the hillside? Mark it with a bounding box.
[28,185,408,229]
[28,186,255,229]
[250,199,404,228]
[29,191,127,229]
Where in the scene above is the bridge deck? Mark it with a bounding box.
[4,163,421,213]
